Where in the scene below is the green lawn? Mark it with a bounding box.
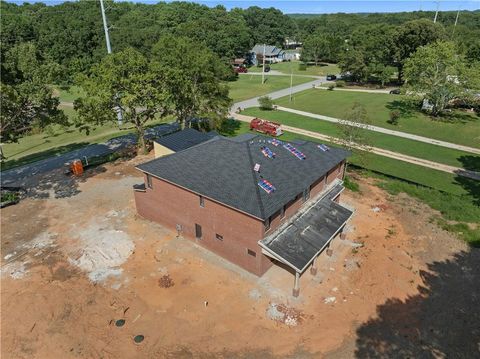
[275,89,480,149]
[227,75,313,102]
[52,85,85,103]
[248,61,340,77]
[242,108,479,172]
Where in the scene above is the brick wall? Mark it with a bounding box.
[134,160,345,277]
[265,160,345,235]
[134,174,273,276]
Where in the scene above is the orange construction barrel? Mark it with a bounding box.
[71,159,84,176]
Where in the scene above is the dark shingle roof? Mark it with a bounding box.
[154,128,216,152]
[260,190,353,273]
[137,135,349,220]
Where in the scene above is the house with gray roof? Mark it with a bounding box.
[250,44,286,65]
[133,133,354,296]
[152,128,217,158]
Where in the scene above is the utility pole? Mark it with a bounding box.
[262,43,266,84]
[433,1,440,23]
[453,9,460,34]
[100,0,112,54]
[99,0,123,126]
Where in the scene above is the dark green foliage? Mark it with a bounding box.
[327,84,335,91]
[1,42,67,146]
[388,110,400,125]
[298,63,307,71]
[258,96,274,110]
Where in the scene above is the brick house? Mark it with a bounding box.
[134,133,353,296]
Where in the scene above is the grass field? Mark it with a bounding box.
[1,107,169,170]
[227,75,313,102]
[52,85,85,103]
[242,108,479,172]
[248,61,340,77]
[275,89,480,148]
[223,120,480,245]
[52,77,315,106]
[3,76,314,170]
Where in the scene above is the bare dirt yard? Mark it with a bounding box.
[1,156,479,358]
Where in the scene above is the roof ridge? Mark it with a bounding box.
[245,139,266,220]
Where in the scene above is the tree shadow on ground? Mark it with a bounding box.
[385,100,417,119]
[355,249,480,358]
[18,166,108,200]
[457,154,480,172]
[218,118,241,136]
[436,110,479,124]
[2,142,90,171]
[455,155,480,207]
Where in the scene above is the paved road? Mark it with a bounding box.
[232,78,325,112]
[1,123,178,186]
[276,106,480,155]
[231,113,480,181]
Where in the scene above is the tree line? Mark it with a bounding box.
[1,1,479,150]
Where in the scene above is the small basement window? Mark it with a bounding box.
[199,195,205,208]
[146,174,153,189]
[247,249,256,257]
[215,233,223,241]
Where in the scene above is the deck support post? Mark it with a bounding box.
[310,256,317,275]
[292,272,300,297]
[326,242,333,257]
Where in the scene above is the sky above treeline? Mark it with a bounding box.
[7,0,480,14]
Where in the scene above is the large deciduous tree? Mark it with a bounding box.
[338,49,369,82]
[301,34,331,66]
[0,43,67,158]
[74,48,167,153]
[151,35,231,130]
[404,41,479,117]
[393,19,446,82]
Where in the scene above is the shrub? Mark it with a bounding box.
[258,96,274,110]
[327,84,335,91]
[335,80,346,88]
[298,63,307,71]
[388,110,400,125]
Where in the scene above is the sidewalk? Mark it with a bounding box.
[276,106,480,155]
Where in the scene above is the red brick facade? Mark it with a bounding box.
[134,160,346,276]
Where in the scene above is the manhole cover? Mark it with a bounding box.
[115,319,125,327]
[134,335,144,344]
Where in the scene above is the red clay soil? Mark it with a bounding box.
[1,157,478,358]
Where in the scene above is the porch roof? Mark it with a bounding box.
[259,184,353,273]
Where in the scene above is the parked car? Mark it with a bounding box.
[234,66,248,74]
[326,74,337,81]
[389,88,401,95]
